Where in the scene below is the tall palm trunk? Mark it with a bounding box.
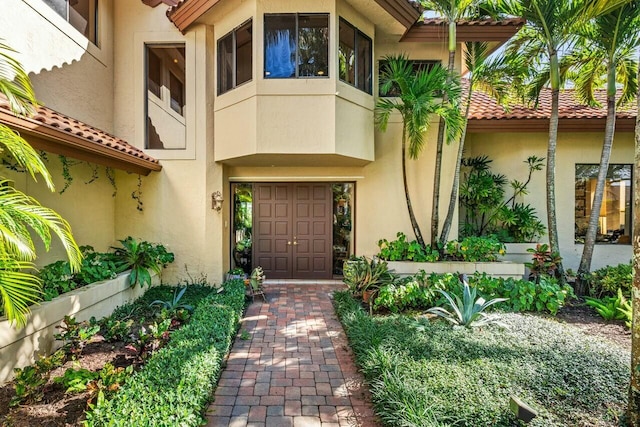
[439,82,472,246]
[576,65,617,295]
[402,125,427,248]
[628,51,640,426]
[547,51,565,282]
[431,22,457,247]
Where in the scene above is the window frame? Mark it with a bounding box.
[144,43,187,150]
[263,13,330,79]
[574,163,633,245]
[338,18,372,94]
[42,0,99,46]
[217,19,253,95]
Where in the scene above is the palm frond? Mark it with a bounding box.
[0,125,54,190]
[0,41,38,117]
[0,257,41,328]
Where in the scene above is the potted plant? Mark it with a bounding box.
[343,257,394,305]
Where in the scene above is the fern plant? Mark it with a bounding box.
[427,277,507,327]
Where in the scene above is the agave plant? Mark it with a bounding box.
[426,277,507,328]
[149,287,193,313]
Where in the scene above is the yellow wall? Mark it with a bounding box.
[466,131,634,271]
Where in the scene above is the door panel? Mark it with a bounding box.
[253,183,333,279]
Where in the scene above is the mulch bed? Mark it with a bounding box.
[554,302,631,349]
[0,338,136,427]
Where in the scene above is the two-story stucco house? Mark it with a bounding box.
[0,0,633,283]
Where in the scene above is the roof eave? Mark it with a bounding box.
[467,117,635,133]
[0,110,162,176]
[400,19,525,43]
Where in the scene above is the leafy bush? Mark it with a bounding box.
[342,257,395,296]
[112,237,175,287]
[587,262,632,298]
[525,243,562,282]
[85,279,246,426]
[377,232,439,262]
[585,289,632,327]
[373,273,573,315]
[334,292,629,426]
[445,235,506,262]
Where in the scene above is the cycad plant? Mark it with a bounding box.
[426,277,507,327]
[0,42,81,327]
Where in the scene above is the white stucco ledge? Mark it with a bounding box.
[0,271,159,384]
[386,261,525,280]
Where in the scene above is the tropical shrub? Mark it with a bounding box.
[526,243,562,282]
[445,235,506,262]
[373,278,437,313]
[459,155,546,243]
[377,232,439,262]
[585,289,632,327]
[587,262,632,298]
[342,257,395,296]
[112,237,175,287]
[85,279,246,426]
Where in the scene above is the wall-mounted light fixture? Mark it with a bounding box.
[212,191,224,212]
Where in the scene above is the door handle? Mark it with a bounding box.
[287,241,292,246]
[293,241,298,246]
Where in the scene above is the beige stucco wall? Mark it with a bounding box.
[466,131,634,271]
[0,0,117,265]
[112,1,223,283]
[2,0,115,131]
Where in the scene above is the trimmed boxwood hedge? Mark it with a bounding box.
[85,279,246,426]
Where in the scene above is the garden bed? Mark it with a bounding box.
[334,291,629,426]
[0,281,245,426]
[0,271,155,384]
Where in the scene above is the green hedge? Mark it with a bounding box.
[85,280,246,426]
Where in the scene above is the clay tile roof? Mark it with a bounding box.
[468,87,636,120]
[0,98,161,175]
[466,82,637,132]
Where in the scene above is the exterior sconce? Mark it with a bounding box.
[212,191,224,212]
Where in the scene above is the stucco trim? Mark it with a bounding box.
[0,109,162,175]
[467,117,636,133]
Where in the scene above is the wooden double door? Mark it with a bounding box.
[253,183,333,279]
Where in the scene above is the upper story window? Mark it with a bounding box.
[218,20,253,95]
[575,164,632,244]
[264,14,329,78]
[378,59,440,97]
[339,19,372,94]
[42,0,98,45]
[145,44,186,150]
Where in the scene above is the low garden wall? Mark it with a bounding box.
[387,261,525,279]
[0,271,157,383]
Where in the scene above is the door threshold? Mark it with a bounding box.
[263,279,344,285]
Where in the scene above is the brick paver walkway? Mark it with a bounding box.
[206,282,379,427]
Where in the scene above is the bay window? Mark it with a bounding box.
[339,19,372,94]
[218,20,253,95]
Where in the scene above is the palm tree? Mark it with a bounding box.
[0,42,81,327]
[497,0,597,282]
[567,2,640,295]
[376,54,464,248]
[439,41,514,245]
[420,0,486,248]
[629,40,640,427]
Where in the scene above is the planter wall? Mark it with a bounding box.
[387,261,525,280]
[0,271,158,384]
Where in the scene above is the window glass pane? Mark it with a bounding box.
[218,34,234,94]
[147,49,162,98]
[236,21,253,86]
[169,71,184,115]
[575,164,632,244]
[265,14,296,78]
[298,14,329,77]
[356,31,371,93]
[69,0,95,43]
[146,45,186,150]
[339,20,355,85]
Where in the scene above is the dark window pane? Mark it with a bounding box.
[339,20,355,85]
[218,34,234,94]
[236,21,253,86]
[147,49,162,98]
[298,14,329,77]
[356,31,371,93]
[43,0,98,44]
[575,164,632,244]
[169,71,184,115]
[265,14,296,78]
